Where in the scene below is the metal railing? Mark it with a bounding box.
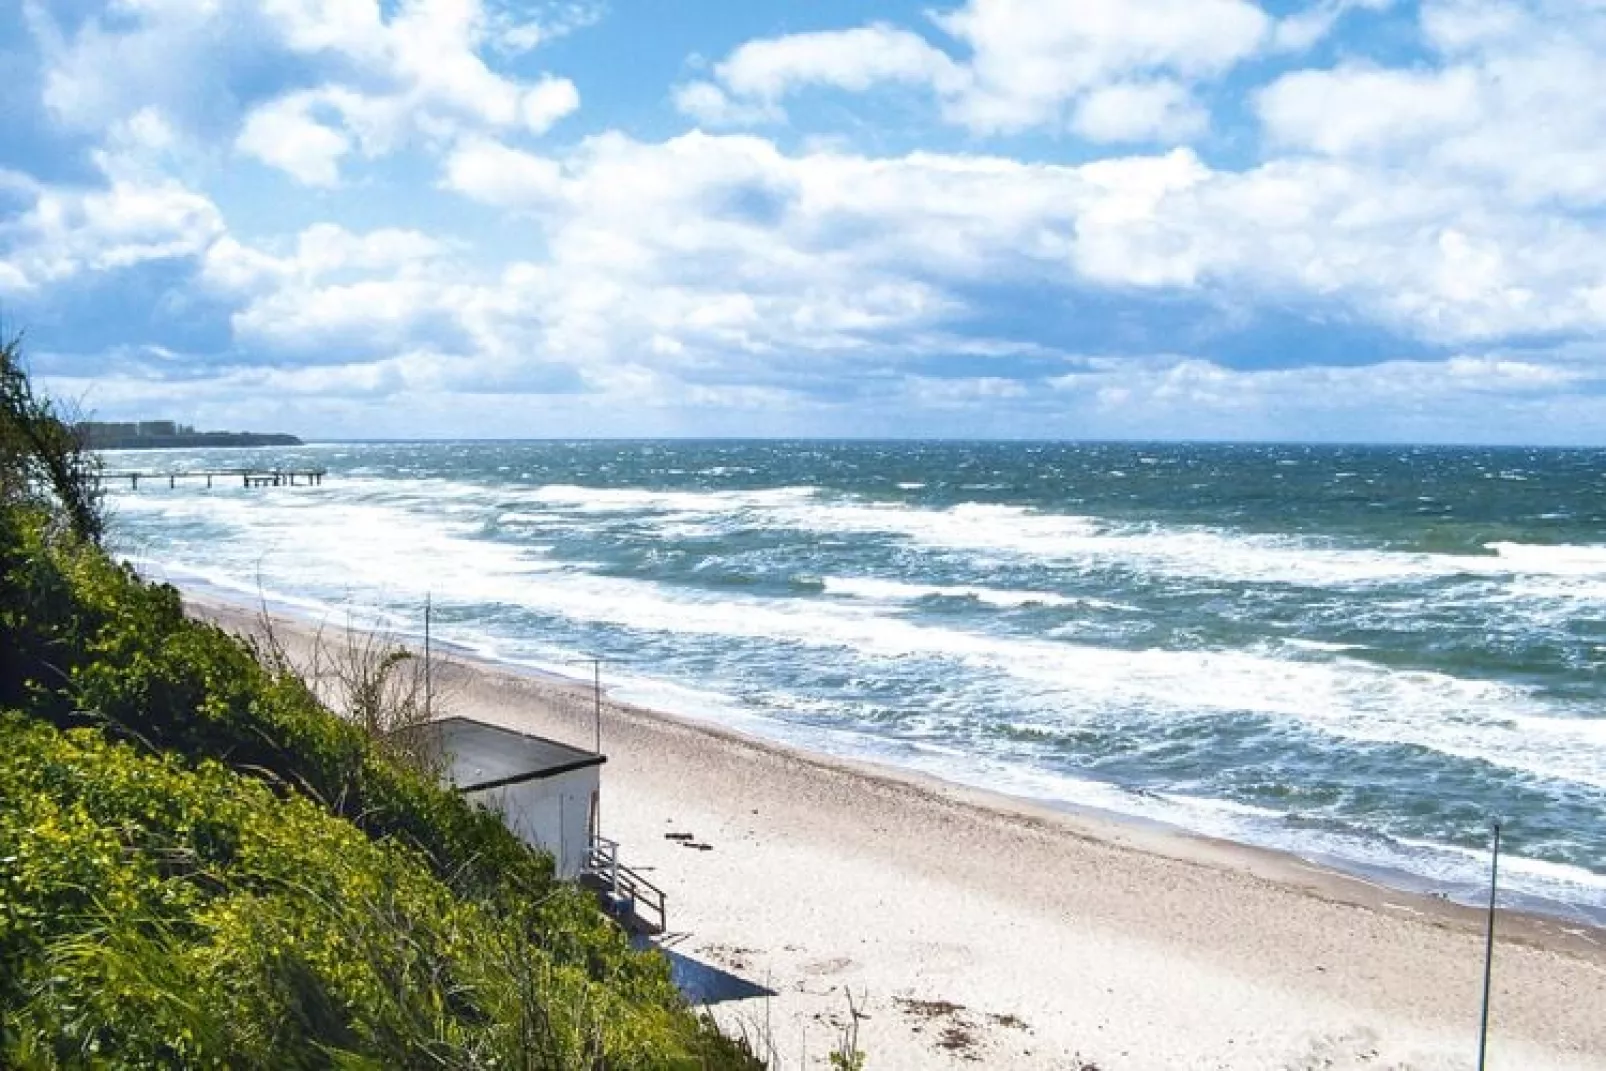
[584,835,667,935]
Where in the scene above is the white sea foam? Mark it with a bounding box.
[1393,833,1606,892]
[820,576,1123,610]
[551,489,1606,593]
[797,504,1606,591]
[1485,541,1606,575]
[117,487,1606,793]
[1281,638,1371,654]
[523,483,820,513]
[184,477,1606,599]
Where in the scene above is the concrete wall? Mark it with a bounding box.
[468,766,599,880]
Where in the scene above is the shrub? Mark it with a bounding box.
[0,715,745,1067]
[0,334,103,545]
[2,520,554,909]
[0,341,758,1068]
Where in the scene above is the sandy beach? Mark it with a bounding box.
[191,594,1606,1071]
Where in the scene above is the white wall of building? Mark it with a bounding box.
[468,766,599,880]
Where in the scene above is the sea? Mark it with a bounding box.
[104,440,1606,925]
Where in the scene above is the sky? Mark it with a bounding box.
[4,0,1606,443]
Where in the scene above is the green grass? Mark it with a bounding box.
[0,505,759,1069]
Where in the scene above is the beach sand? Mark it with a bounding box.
[191,595,1606,1070]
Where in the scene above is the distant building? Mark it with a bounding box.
[83,421,139,439]
[76,420,302,450]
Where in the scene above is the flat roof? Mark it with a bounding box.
[410,716,605,793]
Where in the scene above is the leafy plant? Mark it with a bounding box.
[0,332,102,545]
[0,715,750,1067]
[828,991,867,1071]
[0,337,761,1068]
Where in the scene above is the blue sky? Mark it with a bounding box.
[4,0,1606,442]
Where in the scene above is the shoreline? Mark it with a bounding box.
[181,578,1605,938]
[183,587,1606,1070]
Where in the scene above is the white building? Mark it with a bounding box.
[425,716,603,880]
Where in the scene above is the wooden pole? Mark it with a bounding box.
[592,657,603,837]
[423,593,433,721]
[1477,820,1502,1071]
[593,658,602,755]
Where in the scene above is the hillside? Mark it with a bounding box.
[0,338,759,1068]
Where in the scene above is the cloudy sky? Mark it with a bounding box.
[3,0,1606,442]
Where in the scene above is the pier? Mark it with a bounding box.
[104,468,328,490]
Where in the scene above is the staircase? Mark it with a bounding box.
[581,835,667,935]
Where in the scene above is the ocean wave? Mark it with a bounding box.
[820,576,1131,610]
[1280,638,1372,654]
[139,518,1606,791]
[522,483,821,513]
[790,502,1606,591]
[495,485,1606,593]
[1485,541,1606,576]
[115,478,1606,601]
[112,489,1606,788]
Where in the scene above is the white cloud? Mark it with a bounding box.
[1258,1,1606,206]
[934,0,1269,132]
[255,0,387,57]
[1419,0,1531,52]
[235,93,353,187]
[484,0,605,54]
[675,0,1272,139]
[230,280,456,352]
[673,82,783,128]
[441,138,567,207]
[1071,81,1209,143]
[234,2,585,182]
[420,128,1606,404]
[201,222,458,354]
[0,165,223,292]
[202,223,445,293]
[558,133,1606,341]
[51,336,1606,442]
[1257,66,1482,155]
[671,23,960,128]
[715,23,965,102]
[18,0,1606,440]
[521,76,582,134]
[29,0,582,187]
[1040,345,1606,443]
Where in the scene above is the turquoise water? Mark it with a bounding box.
[106,441,1606,922]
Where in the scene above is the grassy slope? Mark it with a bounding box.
[0,506,758,1069]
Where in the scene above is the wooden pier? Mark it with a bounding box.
[103,468,328,490]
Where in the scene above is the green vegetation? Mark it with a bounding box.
[0,335,759,1068]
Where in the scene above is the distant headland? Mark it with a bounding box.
[77,420,303,450]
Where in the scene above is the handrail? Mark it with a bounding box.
[584,836,666,933]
